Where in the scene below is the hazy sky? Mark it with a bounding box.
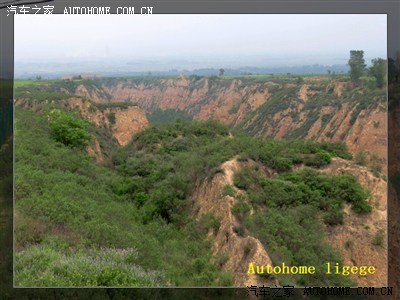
[15,14,386,67]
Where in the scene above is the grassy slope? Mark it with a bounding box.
[14,107,229,287]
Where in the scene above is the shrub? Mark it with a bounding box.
[231,200,251,222]
[217,271,234,286]
[352,200,372,213]
[321,113,332,124]
[47,109,91,148]
[360,76,377,89]
[231,201,251,215]
[372,229,385,246]
[106,112,116,125]
[222,184,236,197]
[271,157,292,172]
[200,212,221,233]
[216,251,229,267]
[233,168,261,190]
[355,150,367,166]
[134,192,148,208]
[369,153,381,176]
[324,209,343,225]
[305,150,331,167]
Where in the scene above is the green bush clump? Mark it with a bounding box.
[270,157,292,172]
[236,138,351,172]
[231,199,251,222]
[233,168,261,190]
[323,209,344,225]
[371,229,385,247]
[199,212,221,233]
[237,166,369,286]
[355,150,367,166]
[215,251,229,267]
[222,184,236,197]
[305,150,332,167]
[217,271,234,286]
[47,109,91,148]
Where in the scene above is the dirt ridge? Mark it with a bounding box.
[321,157,387,286]
[192,157,278,286]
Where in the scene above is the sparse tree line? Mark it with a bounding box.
[348,50,387,88]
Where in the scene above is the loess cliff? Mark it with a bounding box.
[14,97,149,162]
[74,75,387,174]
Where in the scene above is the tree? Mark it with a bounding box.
[348,50,366,82]
[369,58,387,88]
[219,68,225,76]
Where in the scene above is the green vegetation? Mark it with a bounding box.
[14,79,36,89]
[215,250,229,267]
[232,167,370,286]
[371,229,385,247]
[15,244,162,287]
[14,80,77,101]
[369,152,382,177]
[47,109,91,148]
[14,108,233,287]
[147,108,193,125]
[105,112,116,125]
[348,51,386,89]
[304,150,332,167]
[355,150,367,166]
[369,58,387,88]
[243,87,298,135]
[93,102,131,109]
[222,185,236,197]
[15,90,73,101]
[348,50,366,82]
[13,73,381,287]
